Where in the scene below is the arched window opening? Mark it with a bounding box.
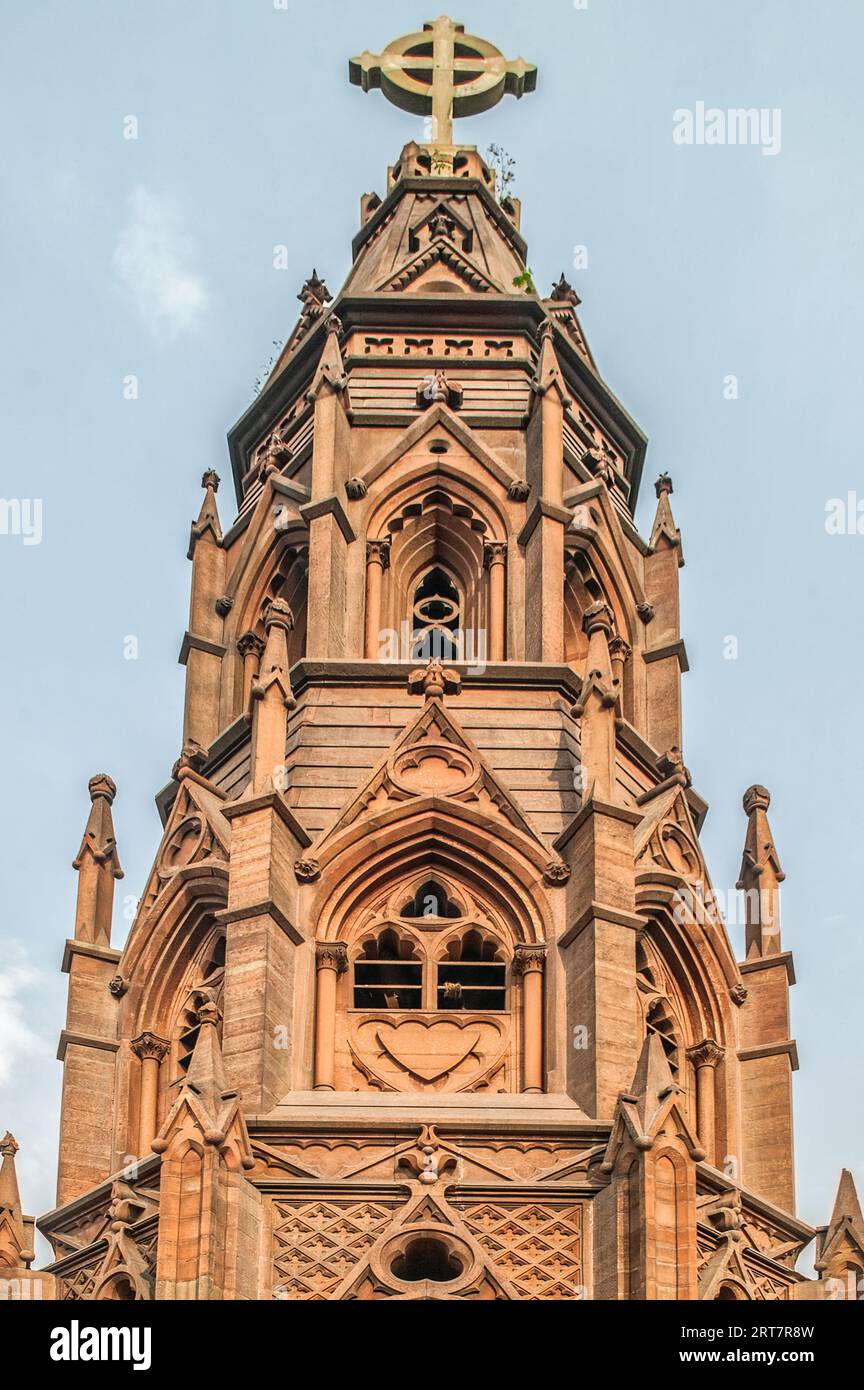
[437,929,506,1011]
[645,996,680,1077]
[410,567,461,662]
[175,932,225,1076]
[98,1274,138,1302]
[353,928,422,1010]
[391,1237,463,1284]
[400,880,461,919]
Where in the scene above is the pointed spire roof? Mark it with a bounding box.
[629,1031,681,1131]
[152,1001,254,1170]
[603,1033,704,1170]
[533,322,571,406]
[0,1132,23,1226]
[187,469,222,558]
[649,473,683,556]
[72,774,123,879]
[184,1000,232,1121]
[830,1168,864,1230]
[250,599,295,708]
[305,317,348,402]
[737,784,785,886]
[0,1132,33,1267]
[816,1168,864,1274]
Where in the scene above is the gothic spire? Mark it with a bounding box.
[72,774,123,945]
[248,598,295,795]
[187,468,222,557]
[737,784,785,959]
[0,1132,33,1268]
[649,473,683,555]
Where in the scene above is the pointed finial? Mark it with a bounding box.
[0,1131,19,1162]
[738,784,785,959]
[0,1131,33,1268]
[626,1032,691,1137]
[550,273,580,306]
[830,1169,864,1229]
[72,774,123,944]
[188,471,223,557]
[246,600,296,795]
[649,473,682,551]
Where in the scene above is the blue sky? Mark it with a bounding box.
[1,0,862,1255]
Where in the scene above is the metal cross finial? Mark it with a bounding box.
[349,15,537,145]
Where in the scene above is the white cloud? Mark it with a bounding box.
[113,187,208,337]
[0,951,43,1086]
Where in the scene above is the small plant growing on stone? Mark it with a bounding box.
[486,143,516,201]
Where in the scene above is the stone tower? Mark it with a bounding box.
[10,15,859,1302]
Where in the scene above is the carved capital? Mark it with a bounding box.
[130,1031,170,1065]
[196,998,222,1029]
[88,773,117,804]
[514,944,547,976]
[581,600,613,638]
[316,941,348,975]
[743,784,771,815]
[264,598,295,633]
[609,636,632,664]
[687,1038,725,1070]
[655,472,674,498]
[366,538,391,570]
[483,540,508,569]
[237,630,266,661]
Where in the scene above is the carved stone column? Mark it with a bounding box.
[514,945,546,1093]
[237,630,265,708]
[484,541,507,662]
[364,540,390,659]
[314,943,348,1090]
[687,1038,724,1165]
[609,635,631,702]
[131,1031,170,1157]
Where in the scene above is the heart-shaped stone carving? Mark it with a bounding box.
[374,1019,483,1083]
